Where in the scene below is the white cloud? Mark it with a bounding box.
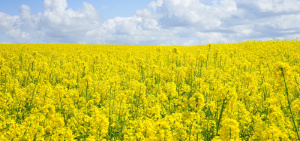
[40,1,101,42]
[0,0,300,45]
[0,12,31,42]
[43,0,68,14]
[20,5,31,19]
[237,0,300,13]
[196,32,233,44]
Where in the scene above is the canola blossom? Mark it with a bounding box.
[0,40,300,140]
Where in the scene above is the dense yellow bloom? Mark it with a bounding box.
[0,40,300,140]
[273,62,291,77]
[197,54,207,62]
[220,118,240,141]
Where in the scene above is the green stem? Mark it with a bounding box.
[86,79,89,102]
[281,69,300,140]
[4,73,7,93]
[200,61,203,78]
[216,92,229,136]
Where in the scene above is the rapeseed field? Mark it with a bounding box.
[0,40,300,140]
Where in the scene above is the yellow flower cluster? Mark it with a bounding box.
[0,40,300,140]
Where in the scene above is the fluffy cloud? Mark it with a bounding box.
[0,0,299,45]
[151,0,236,29]
[236,0,300,14]
[0,0,101,43]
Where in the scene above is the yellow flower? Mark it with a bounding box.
[220,118,239,141]
[43,104,55,115]
[1,41,300,140]
[45,126,52,134]
[197,54,207,62]
[273,62,291,77]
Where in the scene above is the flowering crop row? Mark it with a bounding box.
[0,40,300,140]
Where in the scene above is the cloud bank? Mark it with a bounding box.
[0,0,300,45]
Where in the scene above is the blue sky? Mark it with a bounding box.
[0,0,153,20]
[0,0,300,45]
